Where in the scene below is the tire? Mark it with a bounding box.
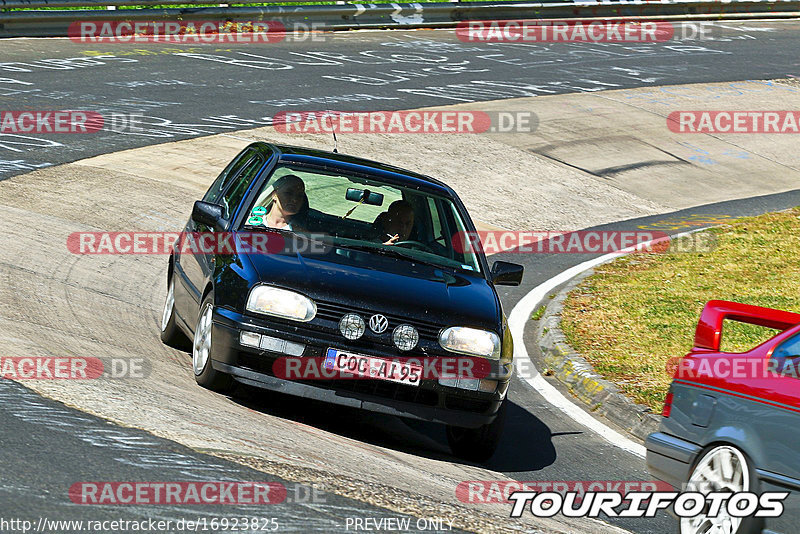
[446,401,507,463]
[160,276,190,349]
[192,294,233,392]
[680,444,763,534]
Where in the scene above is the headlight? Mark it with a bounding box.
[438,326,501,360]
[246,286,316,322]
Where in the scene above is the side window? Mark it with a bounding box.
[427,197,445,244]
[774,334,800,359]
[444,202,480,272]
[203,149,254,204]
[220,155,264,219]
[771,333,800,376]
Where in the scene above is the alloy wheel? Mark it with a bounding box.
[192,303,213,375]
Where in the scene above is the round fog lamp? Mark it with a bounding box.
[393,324,419,351]
[339,313,365,340]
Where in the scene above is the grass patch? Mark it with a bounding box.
[530,305,546,321]
[560,207,800,412]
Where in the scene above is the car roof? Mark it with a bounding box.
[249,142,457,196]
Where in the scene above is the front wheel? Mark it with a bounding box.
[681,444,763,534]
[446,401,507,463]
[160,277,189,349]
[192,296,233,392]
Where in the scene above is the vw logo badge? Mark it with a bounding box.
[369,314,389,334]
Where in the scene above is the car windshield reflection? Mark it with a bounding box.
[241,163,482,274]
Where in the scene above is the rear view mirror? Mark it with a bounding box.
[346,188,383,206]
[490,261,524,286]
[191,200,224,229]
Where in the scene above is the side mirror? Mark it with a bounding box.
[191,201,224,229]
[490,261,524,286]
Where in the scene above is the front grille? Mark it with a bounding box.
[315,301,442,340]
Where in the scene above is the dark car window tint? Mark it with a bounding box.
[427,197,445,243]
[220,155,263,219]
[204,149,253,204]
[243,163,482,274]
[774,333,800,359]
[271,165,403,223]
[770,333,800,376]
[444,201,478,268]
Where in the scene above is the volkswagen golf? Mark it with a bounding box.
[159,142,523,462]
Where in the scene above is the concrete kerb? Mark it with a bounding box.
[533,269,661,441]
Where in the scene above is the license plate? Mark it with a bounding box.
[324,348,422,386]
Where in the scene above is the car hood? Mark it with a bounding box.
[242,246,501,331]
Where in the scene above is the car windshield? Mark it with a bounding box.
[241,163,482,274]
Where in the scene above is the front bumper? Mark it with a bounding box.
[209,307,509,429]
[645,431,702,490]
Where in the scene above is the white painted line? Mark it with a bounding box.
[507,229,706,458]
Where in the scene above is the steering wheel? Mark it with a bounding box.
[393,240,435,253]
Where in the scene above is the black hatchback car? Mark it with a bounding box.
[159,143,523,461]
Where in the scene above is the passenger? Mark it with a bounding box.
[373,200,414,245]
[265,175,308,231]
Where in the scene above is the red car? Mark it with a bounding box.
[647,300,800,534]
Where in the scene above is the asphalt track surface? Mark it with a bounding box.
[2,22,800,534]
[2,21,800,178]
[0,379,439,533]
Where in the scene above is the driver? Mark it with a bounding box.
[372,200,414,245]
[265,174,307,231]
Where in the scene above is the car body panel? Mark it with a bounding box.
[646,300,800,533]
[241,249,502,333]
